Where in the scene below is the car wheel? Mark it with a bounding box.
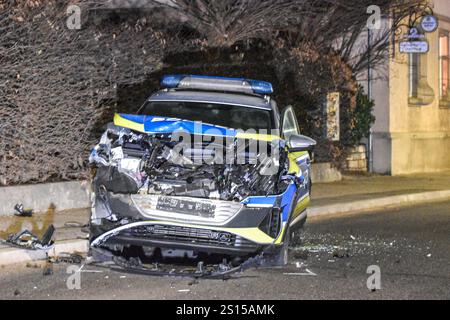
[274,226,291,266]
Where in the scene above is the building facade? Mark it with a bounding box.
[370,0,450,175]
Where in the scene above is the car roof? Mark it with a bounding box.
[148,90,273,111]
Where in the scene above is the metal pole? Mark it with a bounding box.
[367,27,374,173]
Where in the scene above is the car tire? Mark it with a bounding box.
[274,226,291,266]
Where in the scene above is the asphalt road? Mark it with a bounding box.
[0,201,449,300]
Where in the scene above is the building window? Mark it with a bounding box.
[409,53,420,98]
[439,31,449,103]
[407,34,434,106]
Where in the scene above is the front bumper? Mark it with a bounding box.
[90,191,288,256]
[91,221,267,255]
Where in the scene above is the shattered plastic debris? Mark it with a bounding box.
[196,261,204,274]
[52,252,84,264]
[13,204,33,217]
[294,244,343,254]
[332,248,350,259]
[5,225,55,250]
[291,249,309,260]
[294,227,434,271]
[284,261,319,276]
[108,251,267,279]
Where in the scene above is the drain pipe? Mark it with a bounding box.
[367,27,374,173]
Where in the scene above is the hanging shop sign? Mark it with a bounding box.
[420,15,438,33]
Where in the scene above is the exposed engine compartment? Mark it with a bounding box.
[89,124,291,202]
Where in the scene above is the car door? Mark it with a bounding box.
[281,106,312,218]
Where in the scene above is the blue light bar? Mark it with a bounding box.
[160,75,273,95]
[247,80,274,95]
[161,75,184,88]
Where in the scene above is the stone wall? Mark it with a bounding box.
[344,144,368,172]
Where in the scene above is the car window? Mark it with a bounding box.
[282,107,300,138]
[139,101,273,131]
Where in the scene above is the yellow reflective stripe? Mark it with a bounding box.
[112,115,285,143]
[114,114,145,133]
[289,151,308,159]
[224,227,275,244]
[293,195,310,219]
[288,157,300,175]
[287,151,308,175]
[236,132,282,142]
[274,224,287,244]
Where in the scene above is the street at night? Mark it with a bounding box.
[1,201,448,300]
[1,0,449,307]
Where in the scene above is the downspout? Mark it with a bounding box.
[367,27,374,172]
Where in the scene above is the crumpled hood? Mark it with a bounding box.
[114,113,282,142]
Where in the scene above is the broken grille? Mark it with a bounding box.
[121,224,237,247]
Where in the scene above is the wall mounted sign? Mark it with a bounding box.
[421,15,438,33]
[399,27,429,54]
[399,41,429,53]
[404,27,425,39]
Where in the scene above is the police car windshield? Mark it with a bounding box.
[139,101,273,131]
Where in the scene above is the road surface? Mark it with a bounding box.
[0,201,449,300]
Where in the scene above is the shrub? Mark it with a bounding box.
[346,85,376,147]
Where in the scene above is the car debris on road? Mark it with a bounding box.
[13,204,33,217]
[4,224,55,250]
[51,252,85,265]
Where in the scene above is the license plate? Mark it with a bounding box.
[156,197,216,218]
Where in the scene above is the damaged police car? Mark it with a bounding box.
[89,75,316,275]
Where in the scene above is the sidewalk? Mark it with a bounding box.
[312,171,450,207]
[0,172,449,265]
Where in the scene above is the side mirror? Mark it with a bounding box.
[288,134,317,153]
